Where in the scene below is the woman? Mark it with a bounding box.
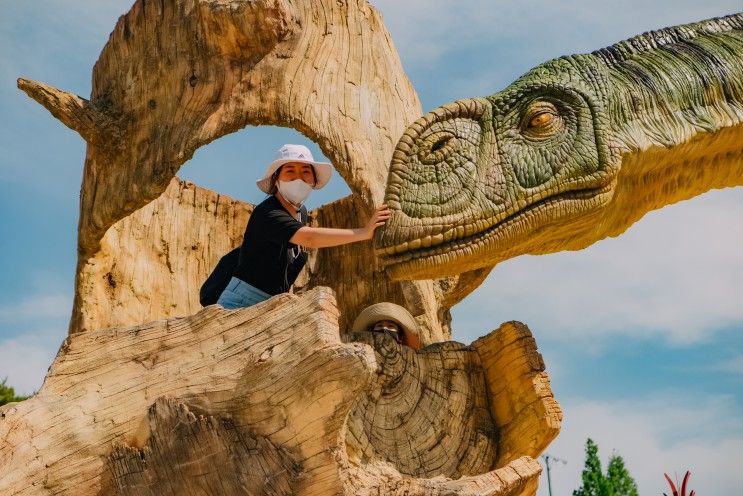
[216,143,390,309]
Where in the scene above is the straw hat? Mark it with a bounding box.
[256,144,333,194]
[352,302,422,349]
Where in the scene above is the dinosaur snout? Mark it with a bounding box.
[385,98,491,220]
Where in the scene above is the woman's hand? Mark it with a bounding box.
[363,204,391,239]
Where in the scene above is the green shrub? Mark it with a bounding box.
[0,378,29,406]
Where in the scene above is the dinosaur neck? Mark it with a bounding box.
[596,13,743,236]
[603,123,743,238]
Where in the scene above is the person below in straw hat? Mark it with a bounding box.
[352,302,423,350]
[216,143,390,309]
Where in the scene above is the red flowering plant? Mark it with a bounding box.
[663,471,695,496]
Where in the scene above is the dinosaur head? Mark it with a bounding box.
[377,55,620,279]
[377,14,743,281]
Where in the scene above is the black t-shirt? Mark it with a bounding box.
[233,195,308,296]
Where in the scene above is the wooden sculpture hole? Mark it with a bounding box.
[178,126,352,208]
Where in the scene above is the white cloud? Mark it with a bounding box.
[709,355,743,376]
[452,188,743,347]
[370,0,743,104]
[371,0,743,65]
[0,330,64,397]
[0,292,70,323]
[536,394,743,496]
[0,286,71,396]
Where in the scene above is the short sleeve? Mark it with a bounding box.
[260,205,304,245]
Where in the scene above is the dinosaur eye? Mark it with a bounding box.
[529,112,553,128]
[521,101,563,139]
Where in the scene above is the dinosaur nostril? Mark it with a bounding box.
[418,131,458,164]
[430,136,450,153]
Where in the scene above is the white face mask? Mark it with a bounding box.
[278,179,313,206]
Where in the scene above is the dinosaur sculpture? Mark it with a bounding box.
[2,2,739,496]
[377,13,743,280]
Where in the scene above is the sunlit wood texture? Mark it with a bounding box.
[473,322,562,466]
[18,0,487,339]
[346,333,499,479]
[0,288,552,496]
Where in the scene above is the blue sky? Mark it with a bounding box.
[1,1,742,495]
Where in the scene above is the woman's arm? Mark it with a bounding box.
[289,204,390,249]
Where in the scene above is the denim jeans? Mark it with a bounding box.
[216,277,272,309]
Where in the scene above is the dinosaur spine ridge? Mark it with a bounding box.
[592,12,743,67]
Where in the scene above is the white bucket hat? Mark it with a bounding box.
[256,144,333,194]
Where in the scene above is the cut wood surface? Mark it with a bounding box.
[346,333,499,479]
[1,288,554,496]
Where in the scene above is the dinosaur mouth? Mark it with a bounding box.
[376,180,615,268]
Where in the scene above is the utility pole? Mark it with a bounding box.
[541,453,567,496]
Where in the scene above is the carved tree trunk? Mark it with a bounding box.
[6,0,561,494]
[18,0,487,342]
[0,289,558,495]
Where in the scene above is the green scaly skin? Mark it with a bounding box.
[376,12,743,280]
